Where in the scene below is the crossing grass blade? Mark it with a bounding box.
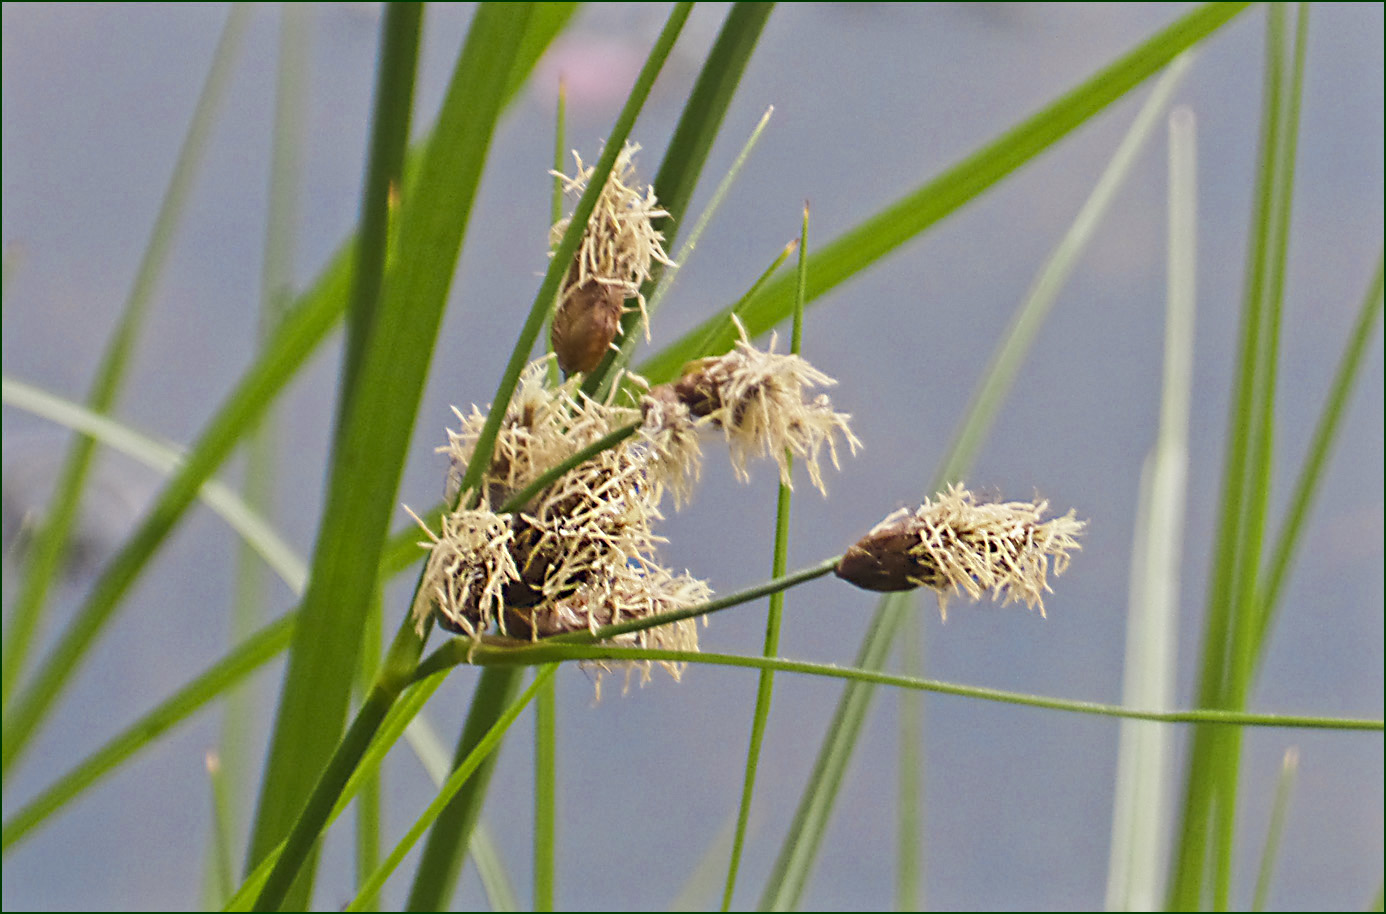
[404,7,695,908]
[1,5,250,712]
[756,24,1218,908]
[246,7,539,907]
[637,2,1250,384]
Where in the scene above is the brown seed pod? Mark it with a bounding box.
[835,521,947,592]
[551,272,625,375]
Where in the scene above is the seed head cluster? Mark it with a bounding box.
[834,483,1086,618]
[549,141,674,374]
[408,140,1085,693]
[407,146,860,676]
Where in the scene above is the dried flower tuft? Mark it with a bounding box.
[834,483,1085,619]
[406,506,520,639]
[653,317,861,495]
[439,357,612,508]
[549,142,674,374]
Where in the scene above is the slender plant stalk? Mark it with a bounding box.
[1,4,250,711]
[1253,251,1384,651]
[532,73,566,914]
[896,608,923,912]
[247,8,424,906]
[402,7,693,908]
[1250,747,1299,911]
[1170,7,1299,907]
[722,203,809,910]
[205,7,309,906]
[1214,8,1307,907]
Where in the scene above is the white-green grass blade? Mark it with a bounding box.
[762,51,1196,913]
[1,376,306,591]
[1105,102,1198,913]
[1251,747,1299,911]
[2,4,250,710]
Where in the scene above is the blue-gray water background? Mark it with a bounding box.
[3,4,1382,910]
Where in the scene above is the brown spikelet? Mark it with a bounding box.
[551,263,626,374]
[835,483,1086,619]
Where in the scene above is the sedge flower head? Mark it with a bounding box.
[662,317,861,495]
[834,483,1086,619]
[549,142,674,372]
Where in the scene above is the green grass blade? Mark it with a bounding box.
[758,46,1198,913]
[1214,8,1308,907]
[638,2,1249,386]
[0,246,348,776]
[212,10,309,898]
[1106,102,1198,913]
[1251,747,1299,911]
[1169,7,1303,906]
[205,751,237,906]
[533,665,558,911]
[247,6,521,902]
[2,613,296,852]
[758,597,906,911]
[895,608,923,912]
[1254,252,1384,649]
[722,203,808,911]
[405,8,694,909]
[582,0,775,395]
[224,669,450,911]
[0,377,307,592]
[333,4,421,439]
[348,667,559,912]
[1,4,250,711]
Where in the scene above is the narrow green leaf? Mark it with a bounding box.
[1254,252,1384,649]
[760,33,1210,912]
[1170,7,1304,907]
[247,6,514,904]
[638,2,1251,385]
[205,751,237,907]
[722,202,808,911]
[1251,747,1299,911]
[1,3,250,711]
[406,8,695,909]
[348,667,559,912]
